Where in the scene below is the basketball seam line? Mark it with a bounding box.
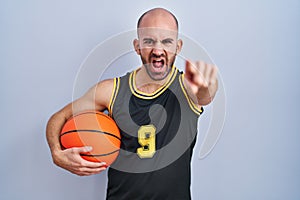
[80,149,119,157]
[60,129,121,140]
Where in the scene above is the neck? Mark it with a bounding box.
[135,66,171,93]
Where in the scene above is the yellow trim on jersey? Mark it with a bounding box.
[129,66,177,100]
[179,74,203,116]
[108,77,120,115]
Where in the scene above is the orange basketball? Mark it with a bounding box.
[60,110,121,166]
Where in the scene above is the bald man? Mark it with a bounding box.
[46,8,218,199]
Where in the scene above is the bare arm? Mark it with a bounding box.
[46,79,114,176]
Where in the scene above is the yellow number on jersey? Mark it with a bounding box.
[137,125,156,158]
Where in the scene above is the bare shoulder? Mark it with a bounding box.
[94,78,114,91]
[92,78,115,108]
[71,78,115,113]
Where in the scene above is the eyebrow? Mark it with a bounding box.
[142,38,174,42]
[143,38,155,41]
[162,38,174,42]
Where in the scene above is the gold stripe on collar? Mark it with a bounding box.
[129,66,177,99]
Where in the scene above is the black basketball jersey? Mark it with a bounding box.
[106,66,203,200]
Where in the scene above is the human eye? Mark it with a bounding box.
[161,38,174,45]
[143,38,155,45]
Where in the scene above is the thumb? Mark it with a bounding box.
[185,60,197,80]
[186,60,196,71]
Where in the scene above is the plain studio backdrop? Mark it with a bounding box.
[1,0,299,199]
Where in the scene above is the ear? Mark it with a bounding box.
[176,39,183,54]
[133,39,141,55]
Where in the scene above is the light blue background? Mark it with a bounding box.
[1,0,299,199]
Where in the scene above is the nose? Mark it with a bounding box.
[152,42,164,57]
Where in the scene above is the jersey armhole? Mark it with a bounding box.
[108,77,120,116]
[179,74,204,116]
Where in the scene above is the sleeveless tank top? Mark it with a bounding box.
[106,66,203,200]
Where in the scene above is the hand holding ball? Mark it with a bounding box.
[60,111,121,167]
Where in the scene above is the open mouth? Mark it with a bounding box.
[152,59,165,69]
[147,57,169,79]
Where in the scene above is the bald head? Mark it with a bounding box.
[137,8,178,31]
[133,8,183,80]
